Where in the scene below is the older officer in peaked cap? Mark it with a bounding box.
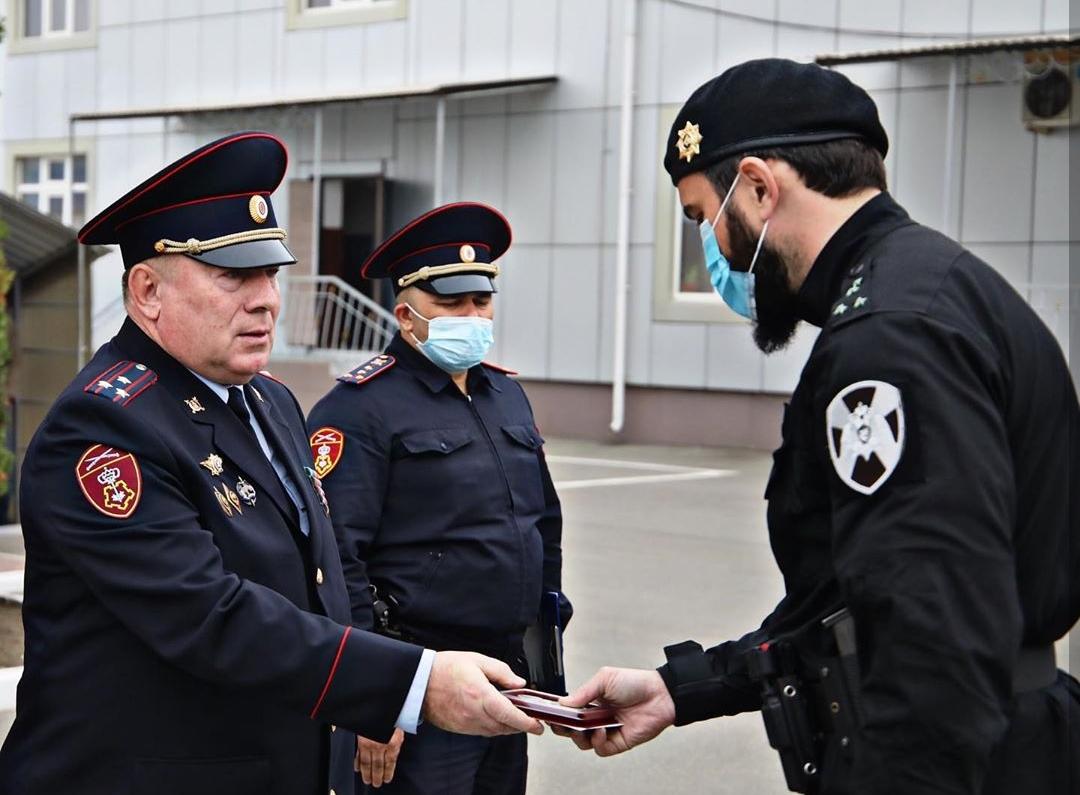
[559,59,1079,795]
[307,202,571,794]
[0,134,545,795]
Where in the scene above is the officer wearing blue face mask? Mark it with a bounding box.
[307,202,571,795]
[699,171,765,320]
[557,58,1078,795]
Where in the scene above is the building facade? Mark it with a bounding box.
[1,0,1075,447]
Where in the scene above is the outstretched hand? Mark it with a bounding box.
[422,650,545,737]
[555,667,676,756]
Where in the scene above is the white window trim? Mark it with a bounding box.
[653,105,742,324]
[9,0,97,55]
[286,0,408,30]
[9,139,94,230]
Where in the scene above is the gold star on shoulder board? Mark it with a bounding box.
[676,121,703,163]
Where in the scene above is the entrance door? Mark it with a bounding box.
[319,175,387,306]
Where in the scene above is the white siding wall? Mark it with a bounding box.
[3,0,1072,385]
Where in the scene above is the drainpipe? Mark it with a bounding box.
[941,57,958,237]
[311,106,324,272]
[433,96,447,206]
[70,116,87,369]
[610,0,638,433]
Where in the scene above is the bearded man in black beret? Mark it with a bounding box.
[558,58,1079,795]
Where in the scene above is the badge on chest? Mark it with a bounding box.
[201,452,259,516]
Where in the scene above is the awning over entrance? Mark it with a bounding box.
[815,32,1078,66]
[69,74,558,123]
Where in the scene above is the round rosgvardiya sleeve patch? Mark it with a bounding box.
[76,444,143,518]
[826,380,905,495]
[309,427,345,478]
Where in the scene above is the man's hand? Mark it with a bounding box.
[422,650,544,737]
[355,728,404,788]
[555,667,676,757]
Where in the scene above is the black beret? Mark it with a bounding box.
[664,58,888,185]
[361,202,511,296]
[79,131,296,270]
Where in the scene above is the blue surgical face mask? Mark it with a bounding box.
[404,304,494,373]
[699,173,769,320]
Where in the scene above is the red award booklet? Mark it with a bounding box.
[502,688,622,731]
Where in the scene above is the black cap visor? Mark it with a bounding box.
[413,273,497,296]
[189,238,298,269]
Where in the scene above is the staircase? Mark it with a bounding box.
[272,275,398,411]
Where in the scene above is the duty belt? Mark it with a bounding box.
[1014,644,1056,693]
[369,582,525,665]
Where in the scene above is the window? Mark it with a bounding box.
[671,198,715,299]
[287,0,407,29]
[15,154,89,228]
[652,106,739,323]
[12,0,95,52]
[23,0,90,37]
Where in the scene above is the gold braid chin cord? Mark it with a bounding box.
[154,228,288,256]
[397,262,500,289]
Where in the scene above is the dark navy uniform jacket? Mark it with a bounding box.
[659,194,1079,794]
[0,318,423,795]
[307,333,568,658]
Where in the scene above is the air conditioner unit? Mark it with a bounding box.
[1022,48,1080,129]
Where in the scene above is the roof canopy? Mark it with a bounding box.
[816,33,1078,66]
[71,75,558,123]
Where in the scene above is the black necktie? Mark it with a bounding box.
[227,386,256,438]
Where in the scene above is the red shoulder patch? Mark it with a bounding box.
[309,427,345,478]
[84,361,157,407]
[75,444,142,519]
[482,361,518,376]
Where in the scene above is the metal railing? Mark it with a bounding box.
[281,274,397,355]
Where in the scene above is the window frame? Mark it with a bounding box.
[652,105,742,324]
[10,143,93,230]
[286,0,408,30]
[10,0,97,54]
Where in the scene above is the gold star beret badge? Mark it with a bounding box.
[676,121,703,163]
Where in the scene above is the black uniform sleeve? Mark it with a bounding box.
[516,382,573,627]
[308,391,391,630]
[33,395,420,743]
[656,614,776,724]
[537,444,573,627]
[818,312,1018,794]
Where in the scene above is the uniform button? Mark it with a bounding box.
[316,567,324,585]
[330,789,336,795]
[331,724,337,732]
[440,441,448,451]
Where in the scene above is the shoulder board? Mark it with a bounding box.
[827,260,874,330]
[337,354,396,386]
[257,369,285,385]
[481,361,518,376]
[83,361,158,407]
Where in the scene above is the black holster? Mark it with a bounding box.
[369,583,404,641]
[747,608,863,794]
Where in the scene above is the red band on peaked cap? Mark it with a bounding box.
[78,131,289,244]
